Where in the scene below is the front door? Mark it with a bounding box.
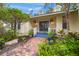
[39,21,49,32]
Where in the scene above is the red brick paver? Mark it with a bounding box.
[1,38,47,56]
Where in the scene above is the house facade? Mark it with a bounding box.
[19,10,79,36]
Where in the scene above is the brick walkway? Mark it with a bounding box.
[0,38,47,56]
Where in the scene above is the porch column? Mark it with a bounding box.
[56,15,62,33]
[32,19,38,36]
[48,17,51,32]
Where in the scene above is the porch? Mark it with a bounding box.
[30,15,57,36]
[30,12,64,37]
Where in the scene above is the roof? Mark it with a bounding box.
[30,10,76,18]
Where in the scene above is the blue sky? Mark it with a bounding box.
[8,3,56,15]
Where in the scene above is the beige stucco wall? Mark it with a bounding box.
[30,20,38,36]
[56,14,63,32]
[19,21,32,35]
[31,14,63,33]
[19,11,78,35]
[55,11,79,33]
[50,17,56,31]
[69,11,79,32]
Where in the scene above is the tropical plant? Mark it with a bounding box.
[2,29,18,42]
[0,29,19,49]
[68,32,79,40]
[48,31,56,44]
[0,29,16,49]
[28,29,34,37]
[18,36,26,42]
[38,32,79,56]
[48,31,55,38]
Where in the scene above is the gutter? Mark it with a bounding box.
[30,10,77,18]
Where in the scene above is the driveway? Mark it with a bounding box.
[1,38,47,56]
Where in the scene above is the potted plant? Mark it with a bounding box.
[48,31,55,44]
[28,29,34,37]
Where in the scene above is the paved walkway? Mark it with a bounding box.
[0,38,47,56]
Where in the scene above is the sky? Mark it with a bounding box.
[7,3,56,15]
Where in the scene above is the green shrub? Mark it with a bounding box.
[0,38,5,49]
[18,36,27,42]
[68,32,79,40]
[28,29,33,37]
[58,29,64,34]
[0,29,18,49]
[0,38,5,44]
[38,33,79,56]
[2,29,18,42]
[48,31,56,38]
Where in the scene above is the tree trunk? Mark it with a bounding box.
[18,20,21,30]
[13,15,17,34]
[64,3,70,31]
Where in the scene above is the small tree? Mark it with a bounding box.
[8,8,30,31]
[0,7,30,36]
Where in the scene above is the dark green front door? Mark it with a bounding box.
[39,21,49,32]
